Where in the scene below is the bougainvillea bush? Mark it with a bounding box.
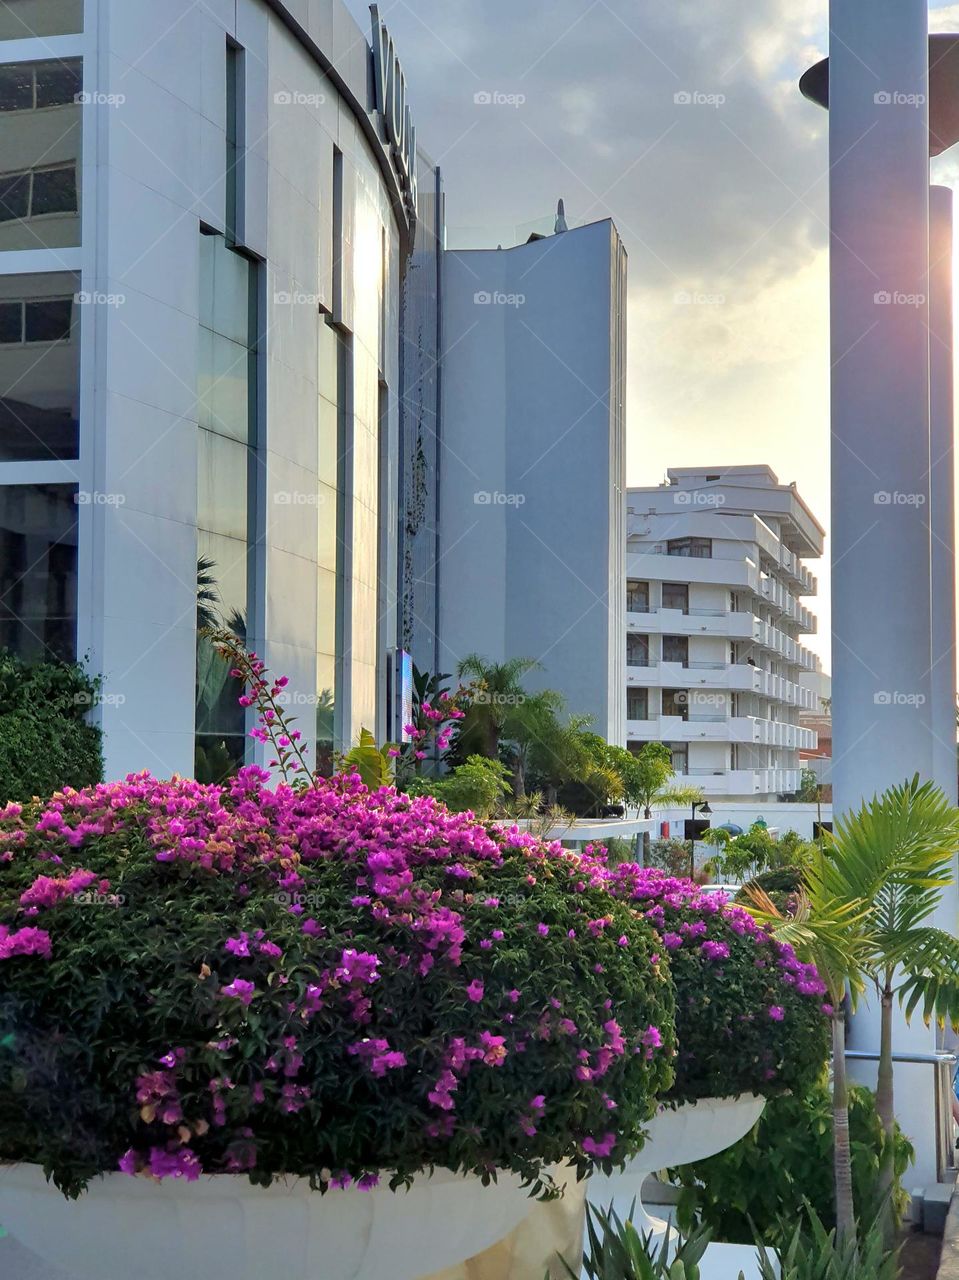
[606,866,830,1103]
[0,772,675,1198]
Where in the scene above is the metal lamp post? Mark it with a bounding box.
[689,799,711,880]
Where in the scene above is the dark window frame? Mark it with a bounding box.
[0,296,73,345]
[0,161,78,222]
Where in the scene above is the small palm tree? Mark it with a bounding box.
[747,879,871,1248]
[456,654,543,760]
[823,778,959,1240]
[750,776,959,1248]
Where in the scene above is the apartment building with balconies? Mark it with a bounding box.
[625,466,824,801]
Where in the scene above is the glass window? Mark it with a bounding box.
[0,171,28,221]
[662,582,689,612]
[0,64,32,111]
[626,688,648,721]
[35,61,81,109]
[196,229,258,780]
[0,301,20,343]
[667,536,711,559]
[31,163,76,216]
[317,320,348,761]
[663,690,690,720]
[225,40,240,244]
[0,272,80,461]
[0,483,78,662]
[662,635,688,664]
[626,579,648,612]
[0,60,80,111]
[198,231,256,443]
[24,297,71,342]
[626,633,649,666]
[0,59,81,249]
[197,430,249,543]
[0,2,84,40]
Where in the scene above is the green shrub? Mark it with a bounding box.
[0,650,103,804]
[741,866,806,895]
[428,755,512,818]
[672,1083,913,1247]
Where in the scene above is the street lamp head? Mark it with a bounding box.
[699,801,712,816]
[800,34,959,157]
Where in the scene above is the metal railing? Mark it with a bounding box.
[844,1050,958,1183]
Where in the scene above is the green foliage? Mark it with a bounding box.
[743,866,806,896]
[672,1083,913,1247]
[0,650,103,804]
[560,1202,711,1280]
[429,755,512,818]
[645,838,692,876]
[755,1206,898,1280]
[341,729,395,791]
[604,837,640,867]
[455,654,545,760]
[796,768,821,802]
[626,743,674,818]
[194,739,241,786]
[705,825,818,884]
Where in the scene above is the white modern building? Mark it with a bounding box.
[625,466,823,801]
[413,220,627,742]
[0,0,627,781]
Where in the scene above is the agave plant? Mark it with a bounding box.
[558,1202,711,1280]
[756,1207,898,1280]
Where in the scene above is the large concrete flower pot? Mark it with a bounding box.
[0,1162,538,1280]
[587,1094,766,1236]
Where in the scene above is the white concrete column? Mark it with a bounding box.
[829,1,933,802]
[929,185,957,804]
[828,1,938,1187]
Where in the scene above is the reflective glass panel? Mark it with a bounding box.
[0,1,83,39]
[0,483,78,662]
[0,272,79,460]
[0,59,81,249]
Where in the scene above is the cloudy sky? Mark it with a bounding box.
[346,0,959,669]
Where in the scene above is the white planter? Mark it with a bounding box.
[0,1162,539,1280]
[587,1094,766,1237]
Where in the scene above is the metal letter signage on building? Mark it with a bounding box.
[370,4,418,230]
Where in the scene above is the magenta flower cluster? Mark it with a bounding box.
[605,865,830,1102]
[0,769,675,1197]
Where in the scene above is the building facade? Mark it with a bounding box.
[407,220,627,742]
[625,466,823,801]
[0,0,628,781]
[0,0,415,780]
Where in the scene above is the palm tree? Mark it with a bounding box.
[747,880,871,1249]
[750,776,959,1248]
[506,687,567,799]
[821,778,959,1241]
[456,655,543,761]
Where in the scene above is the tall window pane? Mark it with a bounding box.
[195,230,257,784]
[0,483,78,662]
[0,2,83,40]
[317,321,346,772]
[0,58,81,250]
[0,271,79,461]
